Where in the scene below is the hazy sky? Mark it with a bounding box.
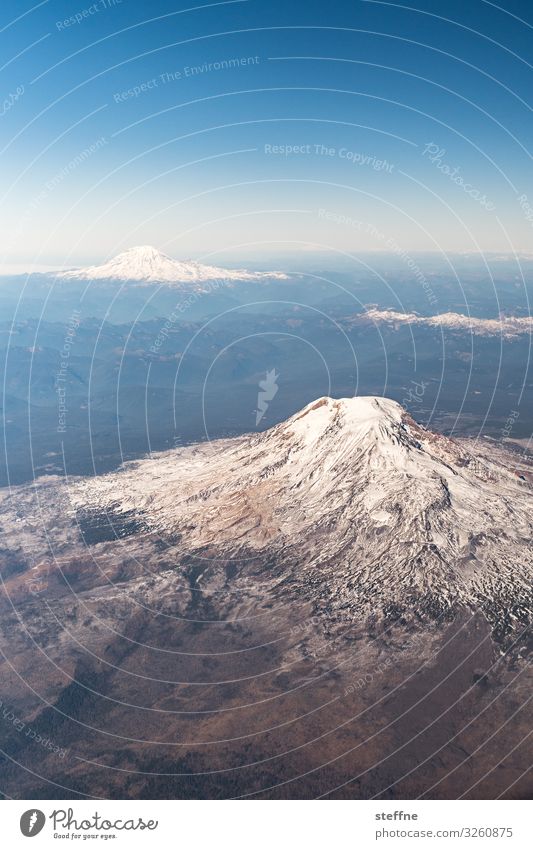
[1,0,533,266]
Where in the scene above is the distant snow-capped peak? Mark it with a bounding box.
[56,245,289,285]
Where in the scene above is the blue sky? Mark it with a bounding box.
[1,0,533,265]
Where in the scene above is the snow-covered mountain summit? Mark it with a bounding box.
[71,395,532,635]
[70,394,491,540]
[56,245,289,286]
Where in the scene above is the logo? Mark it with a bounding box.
[20,810,46,837]
[255,368,279,426]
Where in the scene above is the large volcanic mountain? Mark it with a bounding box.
[55,245,289,287]
[70,395,532,635]
[0,397,531,800]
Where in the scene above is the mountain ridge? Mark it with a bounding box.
[357,307,533,338]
